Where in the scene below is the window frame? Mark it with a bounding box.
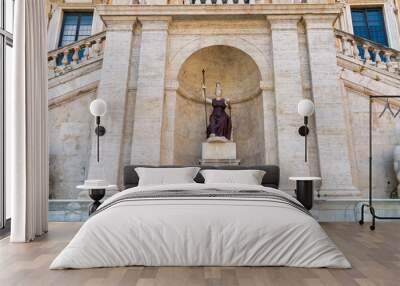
[0,0,13,232]
[57,10,94,48]
[351,5,389,47]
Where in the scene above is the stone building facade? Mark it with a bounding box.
[47,0,400,200]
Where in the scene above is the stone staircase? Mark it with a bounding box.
[48,32,106,109]
[334,29,400,108]
[48,31,106,79]
[335,29,400,75]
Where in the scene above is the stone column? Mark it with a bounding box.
[304,15,357,195]
[87,17,136,185]
[160,80,179,164]
[260,80,278,165]
[267,15,310,191]
[131,17,171,165]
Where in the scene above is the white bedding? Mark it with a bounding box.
[50,183,351,269]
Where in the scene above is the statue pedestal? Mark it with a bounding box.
[199,141,240,166]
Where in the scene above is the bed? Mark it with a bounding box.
[50,165,350,269]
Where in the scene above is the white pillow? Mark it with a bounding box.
[200,169,266,185]
[135,167,201,186]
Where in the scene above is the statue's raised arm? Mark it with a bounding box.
[201,84,212,104]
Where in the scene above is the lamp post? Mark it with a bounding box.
[297,99,315,163]
[89,99,107,162]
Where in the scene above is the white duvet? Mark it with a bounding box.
[50,183,351,269]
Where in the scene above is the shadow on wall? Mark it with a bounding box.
[176,45,265,165]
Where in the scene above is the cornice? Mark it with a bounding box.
[96,4,343,18]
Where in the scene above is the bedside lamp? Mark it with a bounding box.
[90,99,107,162]
[297,99,315,162]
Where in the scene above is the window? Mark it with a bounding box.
[58,12,93,47]
[0,0,14,233]
[351,7,388,46]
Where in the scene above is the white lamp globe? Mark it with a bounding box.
[90,99,107,117]
[298,99,315,117]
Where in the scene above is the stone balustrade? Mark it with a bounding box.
[48,31,106,78]
[335,29,400,75]
[183,0,255,4]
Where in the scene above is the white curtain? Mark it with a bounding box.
[9,0,49,242]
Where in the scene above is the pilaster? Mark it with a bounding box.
[160,80,179,164]
[87,17,136,185]
[304,15,358,195]
[260,80,278,165]
[267,15,310,192]
[130,17,171,165]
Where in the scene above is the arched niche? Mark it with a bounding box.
[174,45,265,165]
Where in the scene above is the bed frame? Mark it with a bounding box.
[123,165,280,190]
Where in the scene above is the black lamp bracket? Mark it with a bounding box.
[95,126,106,136]
[298,116,309,137]
[95,116,106,136]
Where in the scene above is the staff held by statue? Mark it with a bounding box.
[202,69,208,134]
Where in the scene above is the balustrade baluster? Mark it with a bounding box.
[62,50,69,67]
[363,44,371,65]
[92,42,100,59]
[99,39,106,56]
[238,0,245,4]
[374,49,383,67]
[385,51,393,72]
[216,0,222,3]
[49,56,56,69]
[335,35,343,54]
[48,56,56,77]
[84,42,90,61]
[72,47,80,65]
[393,54,400,74]
[227,0,233,4]
[342,37,351,56]
[351,40,360,60]
[205,0,212,4]
[249,0,255,3]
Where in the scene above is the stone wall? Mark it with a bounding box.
[233,95,265,165]
[173,93,206,164]
[345,89,398,198]
[49,92,95,199]
[47,8,400,200]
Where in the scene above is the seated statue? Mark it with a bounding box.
[203,82,232,141]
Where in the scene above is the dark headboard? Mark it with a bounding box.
[123,165,280,190]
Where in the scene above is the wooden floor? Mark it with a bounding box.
[0,222,399,286]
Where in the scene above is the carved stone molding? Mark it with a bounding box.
[101,15,137,31]
[96,4,343,18]
[303,14,338,30]
[266,15,302,30]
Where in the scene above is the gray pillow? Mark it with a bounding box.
[135,167,201,186]
[200,169,266,185]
